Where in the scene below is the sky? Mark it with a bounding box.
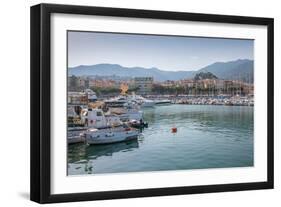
[68,31,254,71]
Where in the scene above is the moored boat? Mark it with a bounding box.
[85,125,139,144]
[108,101,143,121]
[67,127,87,144]
[128,119,148,129]
[154,99,172,105]
[80,108,123,128]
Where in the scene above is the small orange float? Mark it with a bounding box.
[171,127,177,133]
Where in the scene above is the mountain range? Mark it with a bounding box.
[68,59,253,83]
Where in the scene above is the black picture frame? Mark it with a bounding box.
[30,3,274,204]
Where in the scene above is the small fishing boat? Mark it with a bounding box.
[85,125,139,145]
[80,108,140,145]
[81,108,123,128]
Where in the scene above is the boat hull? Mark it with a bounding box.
[154,100,172,105]
[118,112,143,121]
[85,128,139,145]
[141,101,155,108]
[68,136,85,144]
[87,134,138,144]
[67,127,87,144]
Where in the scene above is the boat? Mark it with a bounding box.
[108,101,143,121]
[104,96,127,108]
[84,88,97,102]
[141,99,155,107]
[128,119,148,129]
[154,99,172,105]
[105,93,155,108]
[80,108,140,145]
[128,93,155,108]
[67,127,87,144]
[85,125,139,144]
[113,108,143,121]
[81,108,123,128]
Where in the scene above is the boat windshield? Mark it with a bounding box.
[96,111,103,116]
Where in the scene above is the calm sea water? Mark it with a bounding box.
[68,104,254,175]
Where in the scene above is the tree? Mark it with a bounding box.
[194,72,218,80]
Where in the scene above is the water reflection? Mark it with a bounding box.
[68,140,139,163]
[87,140,139,159]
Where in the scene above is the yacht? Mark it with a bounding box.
[154,99,172,105]
[104,96,127,108]
[130,94,155,107]
[108,101,143,121]
[105,94,155,108]
[141,99,155,107]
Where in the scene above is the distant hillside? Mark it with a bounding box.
[198,59,253,83]
[68,64,194,81]
[194,72,218,80]
[68,59,253,82]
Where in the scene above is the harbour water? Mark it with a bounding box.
[68,104,253,175]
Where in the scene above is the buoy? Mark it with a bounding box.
[171,127,177,133]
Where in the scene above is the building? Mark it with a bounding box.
[176,78,253,96]
[89,79,116,88]
[68,75,90,91]
[68,89,97,105]
[68,75,79,91]
[67,91,88,105]
[134,77,154,95]
[179,79,195,87]
[161,80,176,87]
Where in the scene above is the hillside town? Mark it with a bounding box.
[68,72,254,101]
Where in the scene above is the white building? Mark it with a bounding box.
[134,77,154,95]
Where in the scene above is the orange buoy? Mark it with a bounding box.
[171,127,177,133]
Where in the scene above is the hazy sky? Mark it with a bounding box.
[68,31,253,71]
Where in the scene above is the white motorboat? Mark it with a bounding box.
[154,99,172,105]
[104,96,127,107]
[117,110,143,121]
[105,93,155,108]
[130,94,155,107]
[108,101,143,121]
[81,108,123,128]
[77,108,140,145]
[141,99,155,107]
[85,125,139,144]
